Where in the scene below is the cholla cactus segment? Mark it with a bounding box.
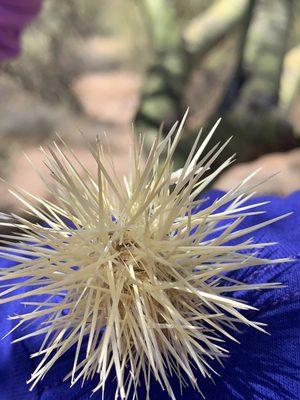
[0,113,290,400]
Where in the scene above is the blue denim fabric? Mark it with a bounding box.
[0,190,299,400]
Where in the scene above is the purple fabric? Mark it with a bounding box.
[0,0,42,61]
[0,190,299,399]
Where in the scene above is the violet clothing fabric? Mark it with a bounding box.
[0,190,300,399]
[0,0,42,61]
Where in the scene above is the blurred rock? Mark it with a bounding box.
[73,71,142,125]
[214,148,300,195]
[73,36,133,72]
[0,75,58,143]
[0,105,57,142]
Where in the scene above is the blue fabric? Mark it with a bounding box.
[0,190,300,400]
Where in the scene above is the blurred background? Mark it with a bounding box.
[0,0,300,214]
